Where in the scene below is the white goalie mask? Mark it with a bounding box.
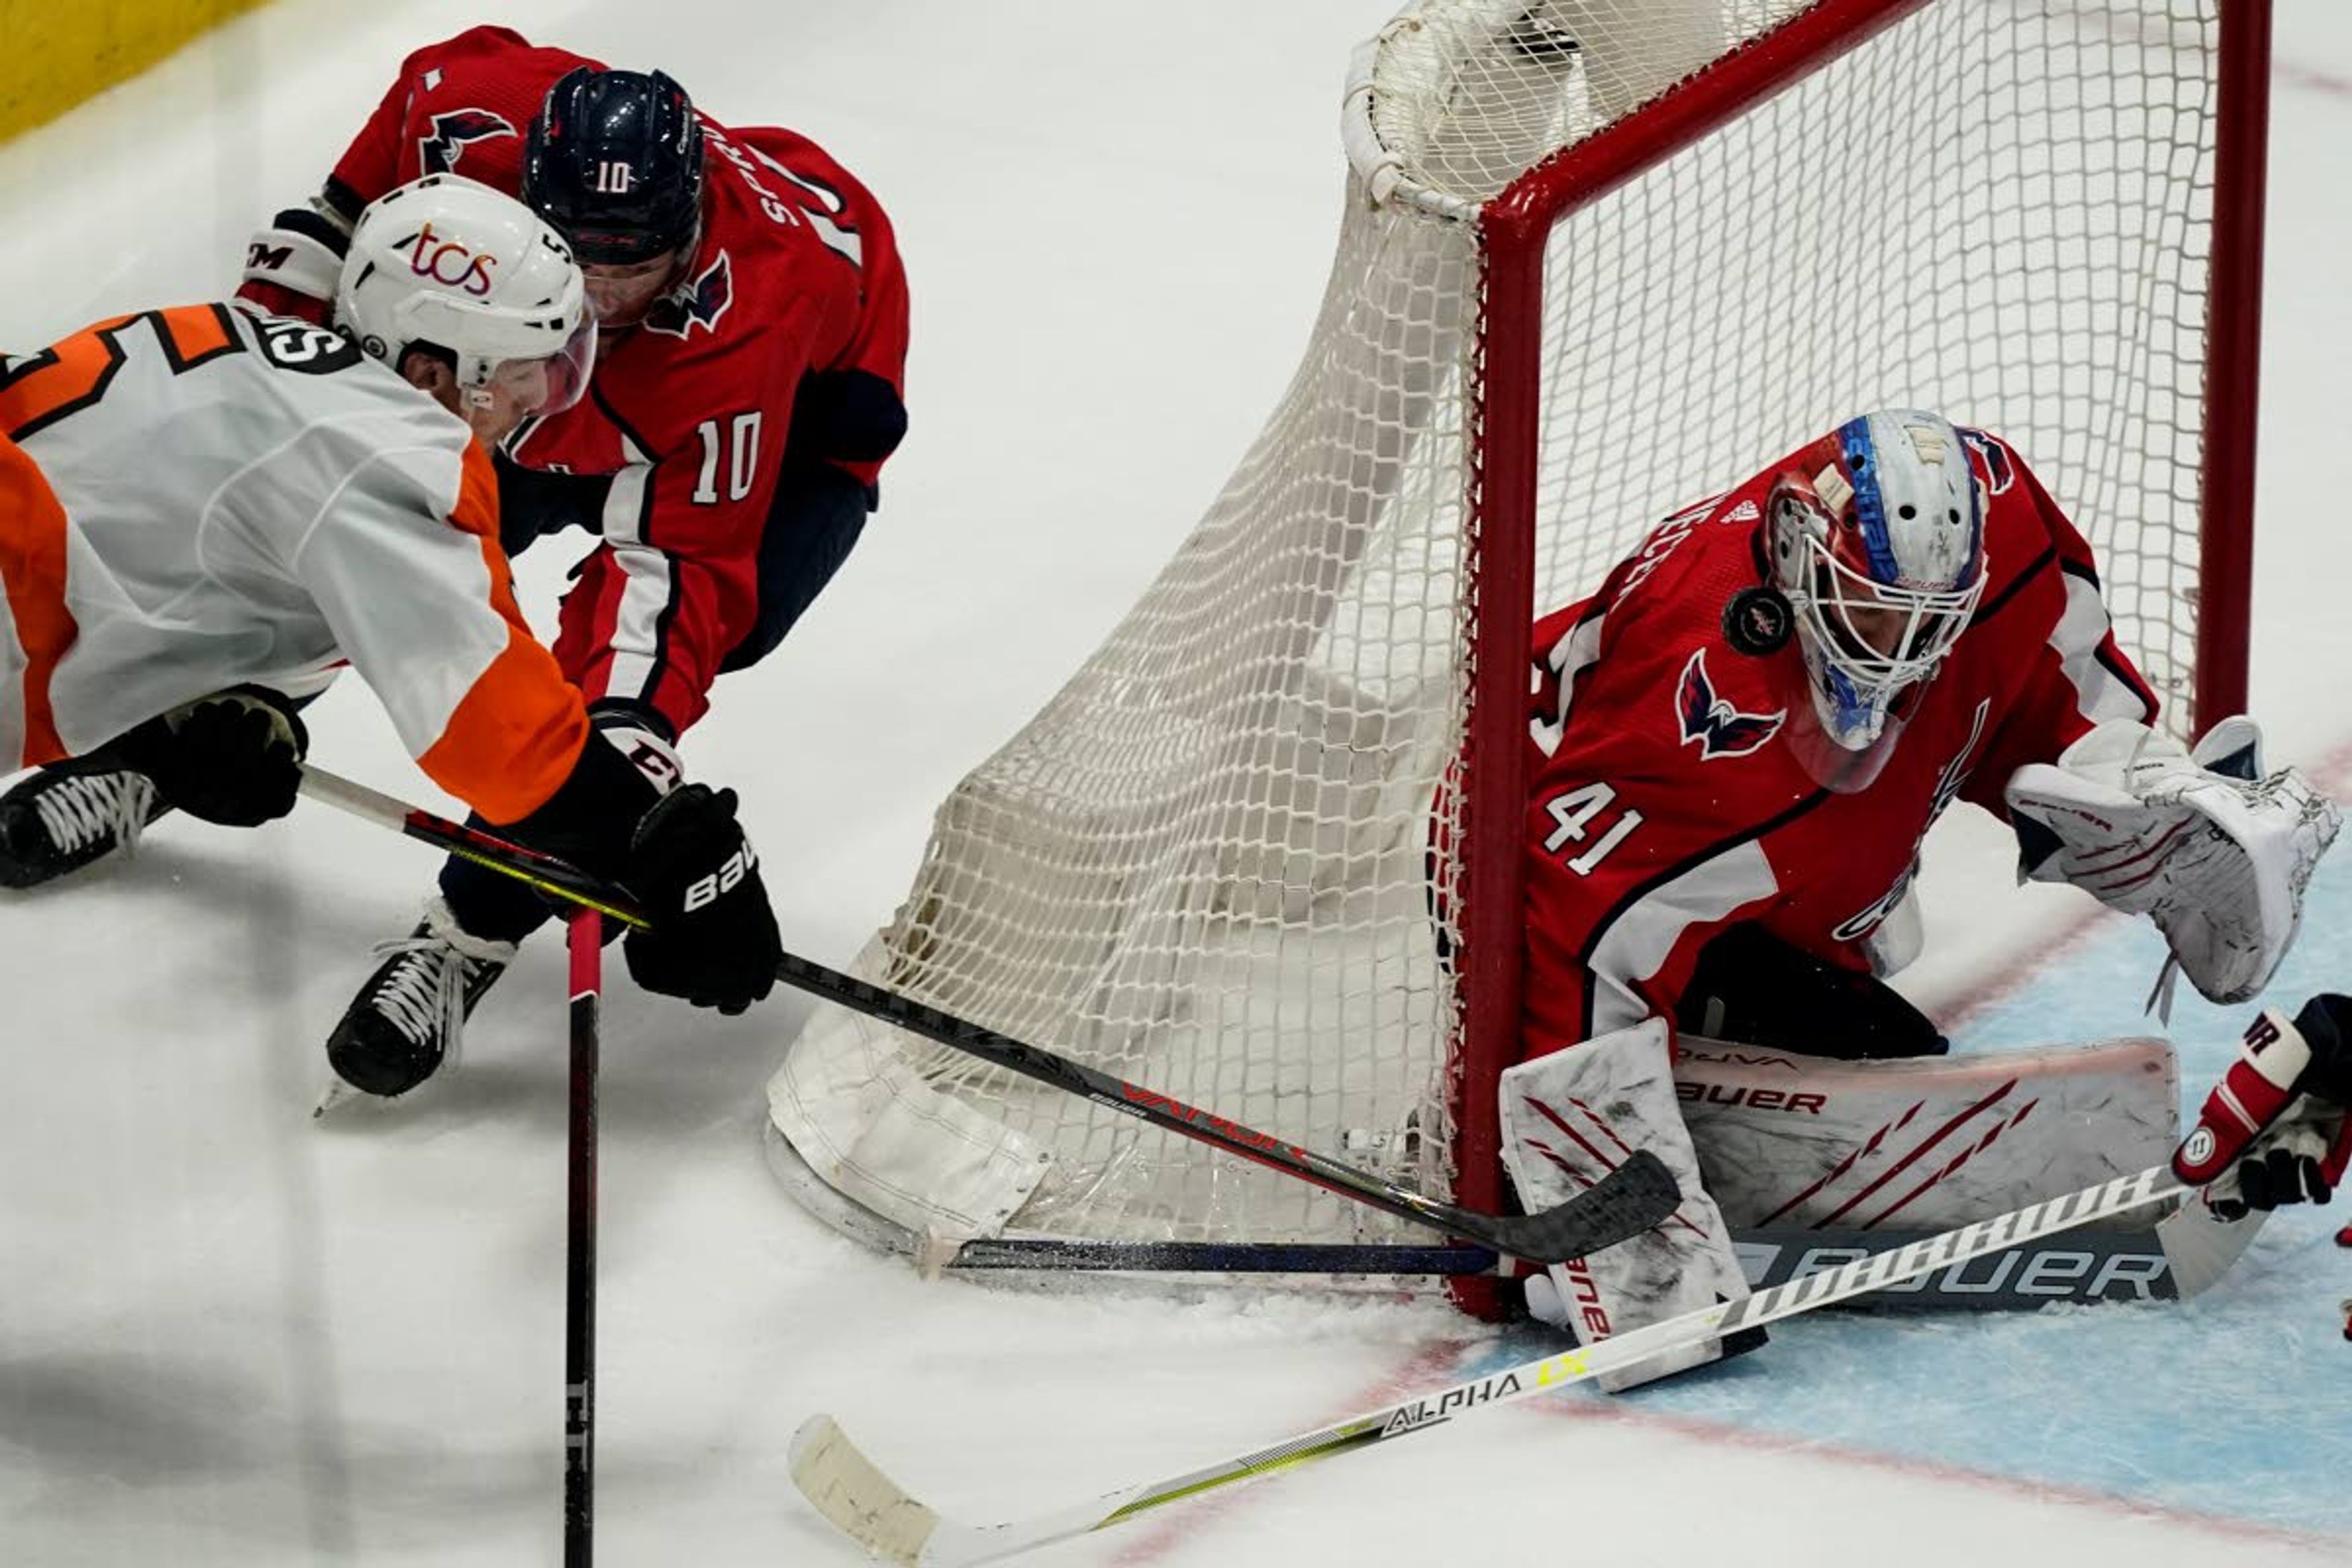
[336,173,597,420]
[1768,410,1988,790]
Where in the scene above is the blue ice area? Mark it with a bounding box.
[1477,861,2352,1541]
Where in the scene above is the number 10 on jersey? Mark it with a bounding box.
[1542,783,1641,875]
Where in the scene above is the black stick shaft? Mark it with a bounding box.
[297,766,1673,1263]
[564,911,601,1566]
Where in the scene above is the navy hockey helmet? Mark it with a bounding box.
[522,67,706,265]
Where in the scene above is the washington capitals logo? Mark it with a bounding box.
[645,251,734,339]
[418,108,517,176]
[1833,871,1913,943]
[1961,427,2015,497]
[1675,649,1785,760]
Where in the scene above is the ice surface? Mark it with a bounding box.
[0,1,2347,1563]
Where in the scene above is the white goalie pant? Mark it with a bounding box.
[1499,1017,1747,1392]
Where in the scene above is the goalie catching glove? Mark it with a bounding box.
[2174,996,2352,1221]
[2004,716,2339,1007]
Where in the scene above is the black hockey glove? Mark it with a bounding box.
[620,784,781,1014]
[111,685,309,827]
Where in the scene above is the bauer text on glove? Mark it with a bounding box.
[619,784,781,1013]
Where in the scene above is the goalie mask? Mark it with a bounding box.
[1768,409,1987,791]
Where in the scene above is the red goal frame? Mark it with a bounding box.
[1447,0,2274,1304]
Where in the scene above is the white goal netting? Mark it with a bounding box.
[767,0,2249,1270]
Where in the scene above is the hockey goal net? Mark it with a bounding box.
[766,0,2269,1278]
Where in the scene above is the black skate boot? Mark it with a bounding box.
[0,764,170,889]
[326,897,516,1098]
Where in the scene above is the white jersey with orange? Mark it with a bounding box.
[0,301,587,824]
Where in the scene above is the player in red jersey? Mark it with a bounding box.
[1480,409,2337,1386]
[0,28,907,1096]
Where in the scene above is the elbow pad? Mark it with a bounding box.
[238,198,353,323]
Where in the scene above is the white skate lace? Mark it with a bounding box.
[362,909,515,1071]
[31,771,157,856]
[364,936,474,1060]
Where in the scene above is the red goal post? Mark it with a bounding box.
[766,1,2272,1301]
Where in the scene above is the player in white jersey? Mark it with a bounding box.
[0,174,782,1057]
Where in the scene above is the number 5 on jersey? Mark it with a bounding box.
[1542,783,1641,875]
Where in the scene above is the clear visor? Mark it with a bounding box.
[1779,657,1914,793]
[461,314,598,418]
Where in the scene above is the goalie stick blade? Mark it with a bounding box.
[2154,1191,2268,1298]
[1480,1148,1681,1262]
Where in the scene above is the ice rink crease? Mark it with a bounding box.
[1,2,2348,1564]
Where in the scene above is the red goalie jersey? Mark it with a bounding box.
[260,26,909,735]
[1518,428,2157,1061]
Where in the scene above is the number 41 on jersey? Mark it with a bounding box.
[1542,783,1641,875]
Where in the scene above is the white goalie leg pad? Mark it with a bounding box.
[1500,1017,1747,1391]
[2004,717,2340,1005]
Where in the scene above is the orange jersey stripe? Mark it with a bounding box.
[416,442,588,823]
[0,435,78,766]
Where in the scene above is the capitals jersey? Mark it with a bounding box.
[1518,428,2157,1060]
[307,26,910,734]
[0,302,588,825]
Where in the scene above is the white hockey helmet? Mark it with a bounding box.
[1768,409,1988,780]
[336,173,595,417]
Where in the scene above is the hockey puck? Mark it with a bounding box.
[1722,585,1793,655]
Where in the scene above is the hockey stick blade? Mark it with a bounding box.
[788,1166,2197,1567]
[298,764,1676,1265]
[770,946,1678,1264]
[1479,1150,1678,1262]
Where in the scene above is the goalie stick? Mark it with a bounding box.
[763,1113,2262,1303]
[786,1164,2231,1566]
[813,1221,2256,1303]
[295,765,1681,1266]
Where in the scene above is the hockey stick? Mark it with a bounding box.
[766,1113,2260,1302]
[840,1217,2255,1305]
[295,765,1681,1265]
[762,1072,2264,1303]
[563,911,601,1567]
[787,1164,2211,1567]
